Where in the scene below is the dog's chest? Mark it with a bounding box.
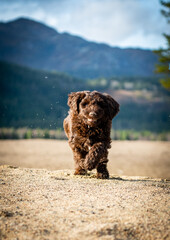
[76,123,103,140]
[88,127,102,138]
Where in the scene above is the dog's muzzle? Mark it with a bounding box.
[89,112,97,117]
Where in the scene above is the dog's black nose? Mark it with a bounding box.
[89,112,97,117]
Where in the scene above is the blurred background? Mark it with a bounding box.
[0,0,169,178]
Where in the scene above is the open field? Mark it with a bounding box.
[0,140,170,179]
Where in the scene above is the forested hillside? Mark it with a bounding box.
[0,61,169,132]
[0,61,86,128]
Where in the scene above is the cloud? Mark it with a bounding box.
[0,0,168,49]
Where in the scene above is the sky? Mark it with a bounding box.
[0,0,169,49]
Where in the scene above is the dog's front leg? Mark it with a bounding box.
[83,142,108,171]
[73,149,87,175]
[96,160,109,179]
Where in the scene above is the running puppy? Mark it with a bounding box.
[63,91,119,179]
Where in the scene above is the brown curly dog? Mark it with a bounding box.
[63,91,119,179]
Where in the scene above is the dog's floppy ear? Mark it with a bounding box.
[104,93,120,120]
[68,91,86,113]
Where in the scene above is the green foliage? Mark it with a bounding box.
[24,130,32,139]
[160,0,170,20]
[0,128,169,141]
[44,129,50,139]
[111,129,170,141]
[154,1,170,89]
[89,75,164,91]
[160,78,170,88]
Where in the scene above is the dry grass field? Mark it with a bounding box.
[0,140,169,179]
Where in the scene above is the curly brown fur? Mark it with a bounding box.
[63,91,119,179]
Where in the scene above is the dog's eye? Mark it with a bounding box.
[82,102,88,108]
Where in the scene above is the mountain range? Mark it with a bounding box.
[0,17,158,79]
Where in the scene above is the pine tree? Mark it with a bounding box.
[154,1,170,89]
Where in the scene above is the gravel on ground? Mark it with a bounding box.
[0,165,169,240]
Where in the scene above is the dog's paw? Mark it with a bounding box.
[87,163,95,171]
[74,168,87,175]
[97,171,109,179]
[84,158,96,170]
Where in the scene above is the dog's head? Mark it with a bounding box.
[68,91,119,126]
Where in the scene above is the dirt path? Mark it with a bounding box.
[0,140,170,179]
[0,165,169,240]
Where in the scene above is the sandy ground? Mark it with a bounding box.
[0,141,170,239]
[0,166,169,240]
[0,140,170,179]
